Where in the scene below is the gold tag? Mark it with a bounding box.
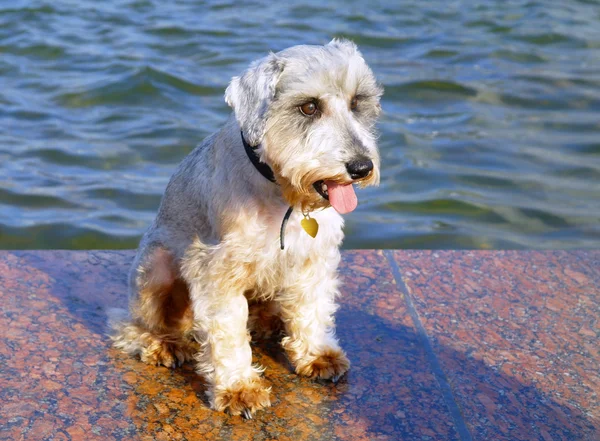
[300,215,319,238]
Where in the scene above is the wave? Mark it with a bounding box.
[55,66,220,108]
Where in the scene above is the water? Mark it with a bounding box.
[1,0,600,250]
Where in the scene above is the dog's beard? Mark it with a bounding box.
[277,175,336,213]
[265,133,380,213]
[274,166,378,214]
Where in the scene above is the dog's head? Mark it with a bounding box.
[225,39,383,213]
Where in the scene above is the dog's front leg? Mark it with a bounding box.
[185,249,271,418]
[278,272,350,381]
[193,292,270,417]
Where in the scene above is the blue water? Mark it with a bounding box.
[1,0,600,249]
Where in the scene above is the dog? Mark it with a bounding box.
[110,38,382,418]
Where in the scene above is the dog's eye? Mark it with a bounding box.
[350,96,358,110]
[300,102,317,116]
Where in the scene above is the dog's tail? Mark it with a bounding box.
[106,307,133,349]
[106,307,146,357]
[106,307,158,360]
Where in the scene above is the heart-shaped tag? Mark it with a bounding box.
[300,217,319,238]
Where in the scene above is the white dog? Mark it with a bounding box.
[110,39,382,418]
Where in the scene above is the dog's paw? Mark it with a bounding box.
[213,378,271,418]
[296,347,350,381]
[140,340,196,369]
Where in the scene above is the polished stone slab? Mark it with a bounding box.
[0,250,598,440]
[393,250,600,441]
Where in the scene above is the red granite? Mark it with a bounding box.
[394,250,600,441]
[0,250,598,441]
[0,250,456,441]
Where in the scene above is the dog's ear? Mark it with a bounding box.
[225,53,285,146]
[326,38,358,56]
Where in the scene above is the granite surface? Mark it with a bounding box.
[0,250,598,441]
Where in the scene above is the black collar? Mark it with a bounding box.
[241,131,276,183]
[241,131,293,250]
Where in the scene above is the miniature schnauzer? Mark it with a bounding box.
[110,38,383,418]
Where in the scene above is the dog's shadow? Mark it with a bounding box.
[16,250,599,440]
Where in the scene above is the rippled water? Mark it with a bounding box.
[1,0,600,249]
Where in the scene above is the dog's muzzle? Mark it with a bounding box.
[311,155,375,214]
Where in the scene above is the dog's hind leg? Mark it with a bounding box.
[110,246,198,368]
[247,299,283,340]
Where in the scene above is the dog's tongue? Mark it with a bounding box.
[325,180,357,214]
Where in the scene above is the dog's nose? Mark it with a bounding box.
[346,157,373,180]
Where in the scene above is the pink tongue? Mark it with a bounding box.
[325,180,357,214]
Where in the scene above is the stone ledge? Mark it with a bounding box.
[0,250,598,440]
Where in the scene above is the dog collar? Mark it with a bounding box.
[241,131,295,250]
[241,132,276,183]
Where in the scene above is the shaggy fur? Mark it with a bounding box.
[110,39,382,418]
